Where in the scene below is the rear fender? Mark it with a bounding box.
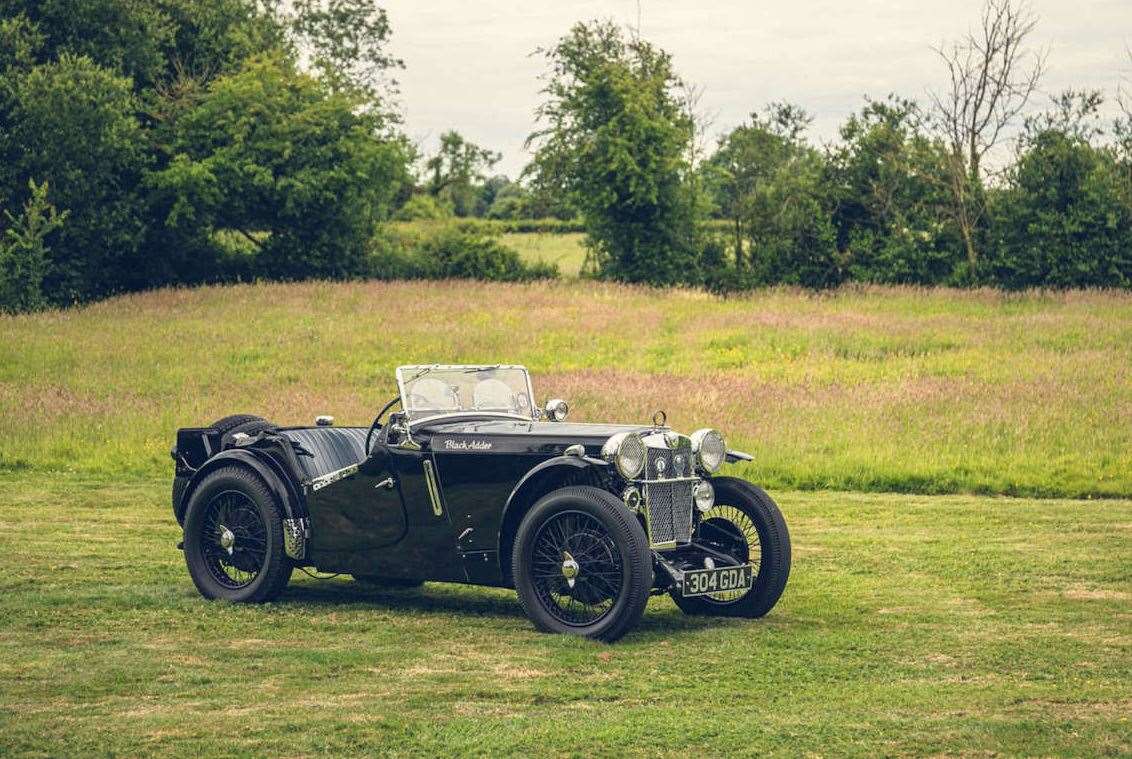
[177,448,306,524]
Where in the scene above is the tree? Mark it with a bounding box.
[3,54,150,303]
[828,96,960,284]
[702,103,811,266]
[929,0,1045,276]
[988,92,1132,288]
[0,0,172,86]
[423,131,501,217]
[148,54,410,280]
[747,151,842,289]
[0,180,67,313]
[526,21,700,285]
[290,0,401,107]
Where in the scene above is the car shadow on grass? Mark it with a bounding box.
[278,579,755,636]
[280,579,529,619]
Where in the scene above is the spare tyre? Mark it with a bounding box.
[210,414,277,447]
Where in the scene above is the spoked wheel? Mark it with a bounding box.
[183,466,292,603]
[671,477,791,618]
[530,511,623,626]
[697,504,760,604]
[200,490,268,589]
[513,487,652,642]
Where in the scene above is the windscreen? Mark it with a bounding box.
[397,366,534,419]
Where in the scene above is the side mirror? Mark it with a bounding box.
[544,398,569,422]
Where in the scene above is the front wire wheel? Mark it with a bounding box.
[671,477,791,618]
[530,510,624,626]
[513,486,652,642]
[697,504,761,603]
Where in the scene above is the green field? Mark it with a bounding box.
[1,278,1129,497]
[1,475,1128,756]
[503,231,588,276]
[1,274,1130,756]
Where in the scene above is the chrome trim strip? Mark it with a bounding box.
[308,463,360,492]
[630,476,700,485]
[422,459,444,517]
[726,449,754,462]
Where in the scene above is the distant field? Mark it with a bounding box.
[503,231,588,276]
[1,280,1129,498]
[0,475,1127,756]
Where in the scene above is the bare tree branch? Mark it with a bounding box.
[928,0,1044,271]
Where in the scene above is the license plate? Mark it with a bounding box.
[681,564,754,597]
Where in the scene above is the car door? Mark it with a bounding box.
[349,445,468,582]
[306,445,408,554]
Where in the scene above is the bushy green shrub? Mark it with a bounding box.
[987,130,1132,289]
[845,226,962,286]
[747,156,843,289]
[3,54,150,304]
[148,54,410,282]
[393,193,451,221]
[372,224,558,282]
[828,97,964,285]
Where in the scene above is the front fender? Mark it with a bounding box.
[177,448,305,525]
[496,455,611,582]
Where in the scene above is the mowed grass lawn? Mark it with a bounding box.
[1,278,1130,756]
[1,475,1128,756]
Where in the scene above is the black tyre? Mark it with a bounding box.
[183,466,293,603]
[352,575,423,588]
[210,414,277,447]
[671,477,790,618]
[512,486,653,643]
[210,414,266,435]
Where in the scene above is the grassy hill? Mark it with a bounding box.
[1,279,1129,497]
[1,279,1130,756]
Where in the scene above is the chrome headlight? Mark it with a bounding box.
[690,428,726,473]
[544,398,569,422]
[622,485,642,512]
[693,480,715,512]
[602,432,646,479]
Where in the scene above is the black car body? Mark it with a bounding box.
[172,365,790,641]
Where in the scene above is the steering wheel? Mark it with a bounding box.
[365,395,402,454]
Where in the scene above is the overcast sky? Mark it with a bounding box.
[381,1,1131,177]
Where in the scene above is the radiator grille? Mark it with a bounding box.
[643,479,694,546]
[646,446,692,479]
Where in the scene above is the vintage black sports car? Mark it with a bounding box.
[171,365,790,641]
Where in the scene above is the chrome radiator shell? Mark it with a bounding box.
[637,433,696,549]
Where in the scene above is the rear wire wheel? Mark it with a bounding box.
[670,477,790,618]
[183,466,292,603]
